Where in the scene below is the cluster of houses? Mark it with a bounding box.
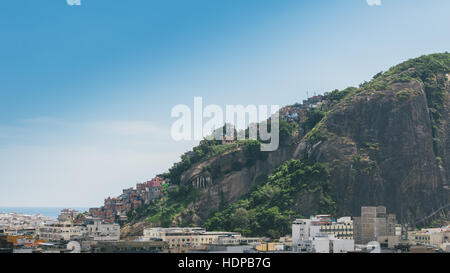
[0,208,124,253]
[89,176,166,223]
[280,93,329,125]
[0,212,52,230]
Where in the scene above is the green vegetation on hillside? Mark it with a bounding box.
[302,109,325,132]
[165,119,297,185]
[131,184,202,227]
[164,138,238,184]
[300,87,358,145]
[203,159,335,238]
[373,53,450,155]
[137,120,297,226]
[327,87,357,106]
[165,139,268,184]
[278,119,298,143]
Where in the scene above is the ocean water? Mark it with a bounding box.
[0,207,90,220]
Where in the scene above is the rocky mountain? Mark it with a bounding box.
[123,53,450,238]
[300,53,450,223]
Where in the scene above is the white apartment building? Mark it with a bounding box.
[143,227,251,249]
[310,234,355,253]
[38,219,120,242]
[292,219,313,252]
[37,223,87,241]
[292,215,355,253]
[310,215,354,240]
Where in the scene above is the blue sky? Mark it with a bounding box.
[0,0,449,207]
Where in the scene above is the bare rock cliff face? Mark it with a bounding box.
[302,79,449,221]
[437,73,450,190]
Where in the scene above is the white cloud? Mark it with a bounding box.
[367,0,382,6]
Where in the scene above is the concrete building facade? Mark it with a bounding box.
[37,223,87,241]
[353,206,397,245]
[142,227,263,249]
[86,220,120,241]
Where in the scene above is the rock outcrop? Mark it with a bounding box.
[133,53,450,230]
